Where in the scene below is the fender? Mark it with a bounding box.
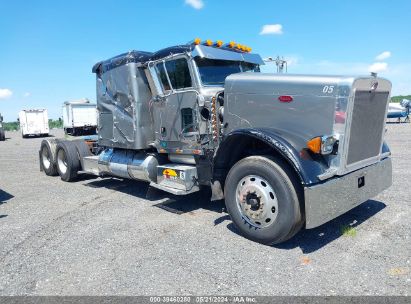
[213,128,329,186]
[381,140,391,156]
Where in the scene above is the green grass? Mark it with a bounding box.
[341,225,357,237]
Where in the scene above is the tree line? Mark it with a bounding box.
[2,119,63,131]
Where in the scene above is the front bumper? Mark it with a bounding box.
[304,157,392,229]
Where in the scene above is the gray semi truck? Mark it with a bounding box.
[0,113,5,141]
[39,39,392,244]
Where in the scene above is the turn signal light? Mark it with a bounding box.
[307,137,322,154]
[307,135,338,155]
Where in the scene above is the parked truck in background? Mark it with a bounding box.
[0,113,5,141]
[39,39,393,244]
[19,109,49,138]
[63,99,97,136]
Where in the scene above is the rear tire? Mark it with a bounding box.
[0,129,5,141]
[40,139,58,176]
[56,141,81,182]
[72,140,92,170]
[224,155,303,245]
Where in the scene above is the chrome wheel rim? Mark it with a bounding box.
[57,149,68,175]
[235,175,278,228]
[41,146,51,170]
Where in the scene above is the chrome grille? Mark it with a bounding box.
[346,90,389,165]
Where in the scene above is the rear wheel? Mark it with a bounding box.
[40,139,58,176]
[56,141,81,182]
[224,155,303,245]
[0,129,5,141]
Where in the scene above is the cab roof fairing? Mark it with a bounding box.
[92,45,264,75]
[92,46,193,75]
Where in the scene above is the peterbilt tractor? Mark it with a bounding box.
[39,39,392,244]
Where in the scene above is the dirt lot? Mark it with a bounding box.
[0,125,410,295]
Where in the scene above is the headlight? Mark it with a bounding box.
[307,135,338,155]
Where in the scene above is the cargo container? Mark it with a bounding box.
[62,99,97,136]
[19,109,49,138]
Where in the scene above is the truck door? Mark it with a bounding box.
[150,57,200,151]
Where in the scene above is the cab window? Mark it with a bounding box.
[165,58,192,89]
[155,58,192,92]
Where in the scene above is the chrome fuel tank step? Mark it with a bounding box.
[157,164,198,192]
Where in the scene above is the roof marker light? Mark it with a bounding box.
[193,38,201,45]
[226,41,236,48]
[215,40,223,47]
[205,39,213,46]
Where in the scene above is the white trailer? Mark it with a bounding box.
[19,109,49,138]
[62,99,97,136]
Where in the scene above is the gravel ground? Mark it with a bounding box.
[0,125,410,296]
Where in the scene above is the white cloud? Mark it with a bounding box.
[185,0,204,10]
[23,92,31,97]
[376,51,391,61]
[260,24,283,35]
[368,62,388,73]
[0,88,13,99]
[284,55,300,67]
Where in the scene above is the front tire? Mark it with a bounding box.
[224,156,303,245]
[56,141,81,182]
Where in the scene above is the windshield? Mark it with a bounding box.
[195,58,260,86]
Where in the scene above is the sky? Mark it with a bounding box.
[0,0,410,121]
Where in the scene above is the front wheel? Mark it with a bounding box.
[224,156,303,245]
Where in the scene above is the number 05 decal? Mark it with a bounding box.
[322,85,334,94]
